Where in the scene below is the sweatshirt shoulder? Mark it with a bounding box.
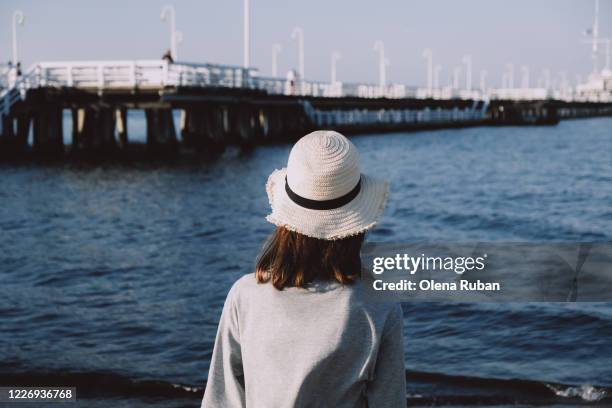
[233,272,258,289]
[227,272,260,300]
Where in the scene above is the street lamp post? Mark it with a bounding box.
[506,63,514,88]
[542,68,551,89]
[291,27,304,79]
[243,0,250,68]
[331,51,342,84]
[422,48,433,94]
[606,38,611,71]
[12,10,25,64]
[479,70,487,94]
[272,44,282,77]
[433,64,442,89]
[592,0,600,73]
[501,72,508,88]
[559,71,568,93]
[452,66,461,90]
[374,41,386,89]
[462,55,472,92]
[160,5,178,60]
[520,65,529,89]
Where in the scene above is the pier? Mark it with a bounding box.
[1,60,612,159]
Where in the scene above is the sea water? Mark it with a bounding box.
[1,117,611,406]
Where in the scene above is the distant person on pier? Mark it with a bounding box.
[6,61,16,87]
[16,62,22,77]
[162,50,174,64]
[202,130,405,408]
[285,69,297,95]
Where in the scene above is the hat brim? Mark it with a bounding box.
[265,168,389,240]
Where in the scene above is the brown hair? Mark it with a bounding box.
[256,227,364,290]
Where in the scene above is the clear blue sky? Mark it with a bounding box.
[1,0,608,87]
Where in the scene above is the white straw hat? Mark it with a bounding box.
[266,130,389,240]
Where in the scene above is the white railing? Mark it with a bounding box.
[0,60,260,127]
[0,64,41,134]
[31,60,255,89]
[0,64,13,91]
[0,59,470,98]
[2,59,611,133]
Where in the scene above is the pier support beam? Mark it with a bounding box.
[72,108,117,153]
[1,113,31,156]
[146,108,178,154]
[116,108,128,148]
[0,116,15,156]
[180,107,226,154]
[71,108,84,150]
[1,116,15,140]
[32,107,64,156]
[16,114,31,152]
[229,104,261,146]
[0,116,14,151]
[180,108,205,150]
[264,109,284,141]
[260,106,308,142]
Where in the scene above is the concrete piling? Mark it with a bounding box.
[180,106,227,154]
[145,108,178,153]
[231,104,261,146]
[0,113,31,156]
[180,108,207,151]
[1,116,15,140]
[73,108,117,153]
[116,108,128,148]
[32,107,64,155]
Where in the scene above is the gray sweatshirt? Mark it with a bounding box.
[202,273,406,408]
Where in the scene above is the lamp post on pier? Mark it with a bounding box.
[12,10,25,64]
[291,27,305,79]
[374,41,387,90]
[452,66,461,90]
[479,70,487,94]
[505,63,514,88]
[243,0,251,68]
[606,38,611,71]
[422,48,433,95]
[501,72,508,88]
[433,64,442,90]
[558,71,568,93]
[160,5,178,60]
[542,68,551,90]
[520,65,529,89]
[331,51,342,84]
[590,0,600,74]
[272,44,282,77]
[462,55,472,92]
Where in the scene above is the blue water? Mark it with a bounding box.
[1,117,611,406]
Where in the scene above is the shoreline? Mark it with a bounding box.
[2,368,609,406]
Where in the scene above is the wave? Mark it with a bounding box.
[0,368,610,405]
[546,384,608,402]
[407,371,610,405]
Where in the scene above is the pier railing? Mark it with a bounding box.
[1,59,611,130]
[0,60,432,123]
